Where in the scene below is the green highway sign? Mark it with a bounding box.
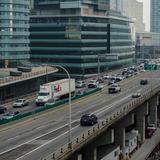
[144,63,157,70]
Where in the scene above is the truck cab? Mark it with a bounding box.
[36,92,51,106]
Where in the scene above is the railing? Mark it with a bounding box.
[0,67,57,87]
[0,88,101,125]
[42,82,160,160]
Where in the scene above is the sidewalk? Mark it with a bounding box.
[132,128,160,160]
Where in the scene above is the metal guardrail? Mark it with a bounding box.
[42,83,160,160]
[0,67,56,87]
[0,88,101,125]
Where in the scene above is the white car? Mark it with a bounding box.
[108,83,121,93]
[103,75,111,79]
[13,99,29,108]
[76,81,86,88]
[88,80,99,88]
[97,84,104,89]
[132,90,141,98]
[2,111,20,120]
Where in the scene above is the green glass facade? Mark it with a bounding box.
[0,0,30,67]
[30,0,134,77]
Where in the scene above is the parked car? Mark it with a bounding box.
[80,114,98,126]
[75,80,86,88]
[0,106,7,114]
[140,79,148,85]
[2,111,20,120]
[146,124,156,132]
[146,124,156,138]
[13,99,29,108]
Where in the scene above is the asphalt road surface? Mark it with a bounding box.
[0,70,160,160]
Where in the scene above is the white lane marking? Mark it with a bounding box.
[15,125,79,160]
[0,120,78,156]
[93,94,131,116]
[15,95,131,159]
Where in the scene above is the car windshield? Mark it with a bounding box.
[82,114,90,117]
[15,99,23,103]
[90,80,96,83]
[77,81,83,84]
[38,92,49,96]
[111,84,118,87]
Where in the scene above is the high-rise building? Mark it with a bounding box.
[122,0,145,32]
[0,0,30,67]
[150,0,160,32]
[30,0,134,77]
[29,0,34,10]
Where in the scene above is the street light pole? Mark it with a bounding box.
[146,54,153,94]
[98,53,100,77]
[51,64,72,148]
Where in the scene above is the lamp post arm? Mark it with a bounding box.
[50,65,72,148]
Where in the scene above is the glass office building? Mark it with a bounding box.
[150,0,160,32]
[30,0,134,77]
[0,0,30,67]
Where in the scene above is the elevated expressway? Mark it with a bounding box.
[0,71,160,160]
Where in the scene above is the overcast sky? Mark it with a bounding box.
[137,0,150,31]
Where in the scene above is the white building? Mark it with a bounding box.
[124,130,138,154]
[122,0,145,32]
[136,32,160,59]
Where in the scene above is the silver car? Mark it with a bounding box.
[13,99,29,108]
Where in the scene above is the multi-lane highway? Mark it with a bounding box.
[0,70,160,160]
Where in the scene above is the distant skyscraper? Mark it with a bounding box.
[0,0,30,67]
[30,0,134,77]
[150,0,160,32]
[123,0,145,32]
[29,0,34,10]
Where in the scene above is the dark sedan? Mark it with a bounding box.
[0,106,7,114]
[80,114,98,126]
[140,79,148,85]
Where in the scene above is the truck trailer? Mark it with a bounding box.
[36,79,75,106]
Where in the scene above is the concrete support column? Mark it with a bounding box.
[82,147,97,160]
[136,114,145,142]
[149,96,158,127]
[135,102,148,143]
[115,126,125,149]
[97,129,114,146]
[68,153,82,160]
[77,154,82,160]
[114,113,134,149]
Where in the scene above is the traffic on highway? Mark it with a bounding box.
[0,62,160,160]
[0,64,146,121]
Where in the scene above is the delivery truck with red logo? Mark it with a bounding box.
[36,79,75,106]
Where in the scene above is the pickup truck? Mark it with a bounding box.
[108,84,121,93]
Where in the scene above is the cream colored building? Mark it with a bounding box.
[122,0,145,32]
